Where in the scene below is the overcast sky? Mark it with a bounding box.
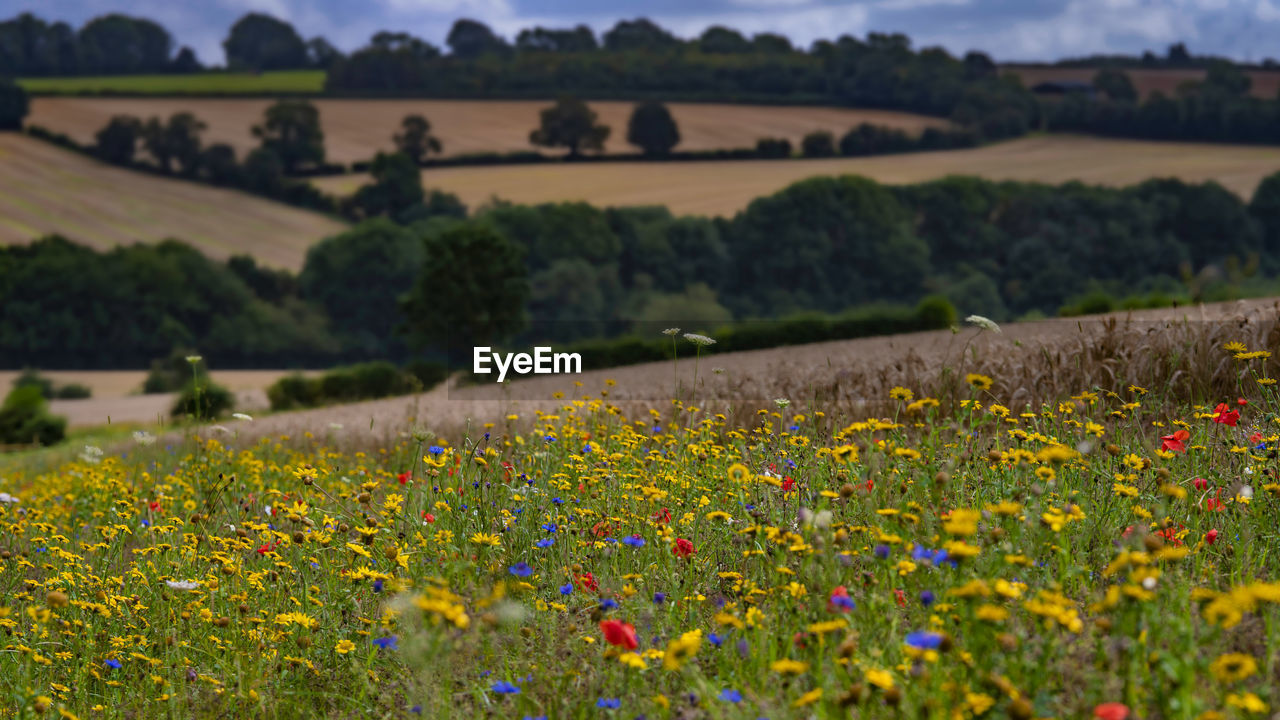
[15,0,1280,65]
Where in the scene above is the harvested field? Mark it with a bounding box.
[1003,64,1280,99]
[313,134,1280,217]
[183,298,1280,449]
[26,98,948,164]
[0,133,345,270]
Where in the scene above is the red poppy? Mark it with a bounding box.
[1093,703,1129,720]
[781,477,796,492]
[1160,429,1190,453]
[1205,529,1219,545]
[865,477,875,492]
[397,472,410,485]
[653,508,671,525]
[1202,489,1226,512]
[599,620,638,650]
[256,542,278,555]
[1250,432,1263,445]
[148,500,161,512]
[1193,477,1209,491]
[577,572,599,592]
[672,538,696,559]
[590,521,616,538]
[827,585,853,613]
[893,588,906,607]
[422,512,435,523]
[501,461,514,481]
[1237,397,1248,406]
[1213,403,1240,427]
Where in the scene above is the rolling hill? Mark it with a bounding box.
[311,134,1280,217]
[0,133,345,270]
[26,98,949,164]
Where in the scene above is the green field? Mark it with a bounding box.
[18,70,326,95]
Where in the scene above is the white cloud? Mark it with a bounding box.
[877,0,970,10]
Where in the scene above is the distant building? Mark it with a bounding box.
[1031,80,1097,97]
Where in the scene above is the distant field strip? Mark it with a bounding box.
[27,98,948,164]
[311,134,1280,217]
[18,71,326,95]
[0,134,345,270]
[1002,65,1280,99]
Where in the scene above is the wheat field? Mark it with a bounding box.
[313,133,1280,217]
[1003,65,1280,98]
[0,134,345,269]
[26,98,947,164]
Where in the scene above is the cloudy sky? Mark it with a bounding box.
[15,0,1280,65]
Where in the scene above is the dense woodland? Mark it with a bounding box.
[4,170,1280,369]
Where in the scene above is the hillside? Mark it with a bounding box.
[26,98,948,164]
[312,133,1280,217]
[1003,64,1280,98]
[0,133,345,270]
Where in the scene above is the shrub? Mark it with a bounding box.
[53,383,92,399]
[405,360,449,390]
[755,137,792,158]
[171,380,235,420]
[915,295,958,329]
[12,368,54,398]
[266,361,443,411]
[800,130,836,157]
[144,350,206,394]
[267,373,320,411]
[0,385,66,446]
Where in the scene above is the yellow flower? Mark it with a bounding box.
[334,639,355,655]
[976,604,1009,623]
[793,688,822,707]
[864,668,895,690]
[943,509,980,536]
[966,692,996,716]
[1226,693,1268,714]
[1210,653,1258,683]
[770,658,810,675]
[889,386,913,401]
[663,630,702,670]
[469,532,501,547]
[965,374,994,391]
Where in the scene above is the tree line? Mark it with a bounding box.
[5,168,1280,369]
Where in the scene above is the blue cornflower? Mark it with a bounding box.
[829,594,855,611]
[541,523,558,533]
[552,497,564,505]
[788,424,799,431]
[559,583,573,595]
[411,706,422,714]
[582,444,592,453]
[920,590,936,607]
[523,716,547,720]
[600,598,618,610]
[622,534,645,547]
[509,562,533,577]
[904,631,944,649]
[596,698,620,709]
[719,689,743,703]
[874,544,891,559]
[653,592,666,604]
[536,538,555,548]
[372,635,399,650]
[708,632,724,648]
[372,579,383,593]
[105,658,122,669]
[652,425,661,433]
[491,681,521,694]
[544,435,557,442]
[427,445,444,455]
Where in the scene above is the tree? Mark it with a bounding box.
[699,26,750,54]
[626,101,680,156]
[94,115,142,164]
[77,14,172,74]
[602,19,679,52]
[253,100,325,173]
[143,112,206,174]
[1204,59,1251,97]
[352,152,424,219]
[401,222,528,357]
[0,77,28,130]
[1093,68,1137,103]
[223,13,307,70]
[1250,171,1280,264]
[529,97,610,157]
[393,114,443,163]
[801,130,836,157]
[200,143,240,185]
[170,46,201,73]
[306,37,342,69]
[515,26,597,53]
[962,51,997,81]
[242,147,285,194]
[446,19,508,59]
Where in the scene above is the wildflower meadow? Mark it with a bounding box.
[2,343,1280,719]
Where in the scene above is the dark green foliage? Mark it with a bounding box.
[0,385,65,446]
[299,219,425,358]
[755,137,792,158]
[352,152,425,219]
[143,112,207,174]
[170,379,234,420]
[516,26,597,53]
[1092,68,1137,102]
[800,130,836,157]
[0,76,28,130]
[393,114,443,164]
[529,97,610,156]
[253,100,325,173]
[402,222,529,357]
[1250,171,1280,265]
[200,143,241,185]
[626,101,680,156]
[12,368,53,397]
[143,350,206,394]
[446,19,509,59]
[266,373,319,410]
[75,14,172,75]
[53,383,91,399]
[223,13,307,71]
[267,361,443,411]
[94,115,142,164]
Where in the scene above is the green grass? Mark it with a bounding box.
[18,70,326,95]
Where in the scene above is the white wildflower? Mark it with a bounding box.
[79,445,103,464]
[683,332,715,346]
[965,315,1001,333]
[165,580,200,591]
[185,355,203,364]
[328,423,344,430]
[232,413,253,421]
[662,328,681,336]
[1239,485,1254,501]
[133,431,156,446]
[209,425,231,435]
[774,398,791,409]
[0,492,19,504]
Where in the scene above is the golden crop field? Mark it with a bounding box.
[1002,64,1280,99]
[0,134,345,270]
[26,98,948,164]
[313,133,1280,217]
